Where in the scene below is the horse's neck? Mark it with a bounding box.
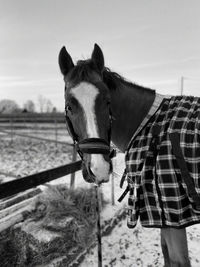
[110,83,155,152]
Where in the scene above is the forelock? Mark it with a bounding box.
[67,59,101,85]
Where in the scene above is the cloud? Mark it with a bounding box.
[147,79,177,86]
[0,76,24,81]
[123,57,200,71]
[0,76,60,88]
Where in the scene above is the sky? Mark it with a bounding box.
[1,0,200,111]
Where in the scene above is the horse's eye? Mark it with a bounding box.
[66,105,72,113]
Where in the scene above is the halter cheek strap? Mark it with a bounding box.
[65,114,79,142]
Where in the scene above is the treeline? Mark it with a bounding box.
[0,95,60,114]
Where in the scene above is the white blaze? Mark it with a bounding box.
[71,82,110,182]
[71,82,99,137]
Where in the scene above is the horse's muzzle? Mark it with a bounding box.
[82,160,113,184]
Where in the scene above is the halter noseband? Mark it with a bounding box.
[78,138,110,155]
[65,112,114,160]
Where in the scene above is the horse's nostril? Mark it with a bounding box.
[82,162,96,183]
[88,165,95,177]
[109,161,113,173]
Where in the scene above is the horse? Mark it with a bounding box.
[58,44,200,266]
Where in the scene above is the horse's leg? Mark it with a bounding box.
[161,230,171,267]
[161,228,191,267]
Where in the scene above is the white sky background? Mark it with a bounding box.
[1,0,200,111]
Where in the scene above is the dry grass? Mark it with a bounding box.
[0,185,106,266]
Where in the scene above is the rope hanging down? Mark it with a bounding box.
[95,185,103,267]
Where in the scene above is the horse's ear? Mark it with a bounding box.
[58,46,74,76]
[91,43,104,73]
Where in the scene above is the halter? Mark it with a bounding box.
[65,109,114,161]
[64,81,115,162]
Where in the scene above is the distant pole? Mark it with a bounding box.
[180,76,184,96]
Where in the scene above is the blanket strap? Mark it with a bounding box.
[170,132,200,211]
[118,186,130,202]
[120,169,127,188]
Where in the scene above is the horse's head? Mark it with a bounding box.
[58,44,113,184]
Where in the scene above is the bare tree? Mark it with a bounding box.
[23,100,35,113]
[37,95,54,113]
[37,95,46,113]
[0,99,20,113]
[46,99,53,113]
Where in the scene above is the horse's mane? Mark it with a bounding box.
[70,60,154,93]
[103,67,154,93]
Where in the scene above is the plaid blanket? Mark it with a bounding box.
[124,95,200,228]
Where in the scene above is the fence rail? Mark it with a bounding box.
[0,113,66,123]
[0,160,82,200]
[0,128,73,146]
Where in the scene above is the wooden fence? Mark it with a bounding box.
[0,116,117,231]
[0,153,118,233]
[0,158,81,232]
[0,128,72,146]
[0,113,66,123]
[0,160,82,200]
[0,113,72,147]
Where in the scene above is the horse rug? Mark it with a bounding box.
[123,95,200,228]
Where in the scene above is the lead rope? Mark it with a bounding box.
[95,185,103,267]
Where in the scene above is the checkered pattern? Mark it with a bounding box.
[125,95,200,228]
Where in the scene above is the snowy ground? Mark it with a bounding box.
[1,132,200,266]
[80,220,163,267]
[80,220,200,267]
[0,134,73,182]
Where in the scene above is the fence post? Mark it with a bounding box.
[54,118,58,148]
[111,157,115,205]
[10,118,13,144]
[35,119,38,135]
[70,145,77,189]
